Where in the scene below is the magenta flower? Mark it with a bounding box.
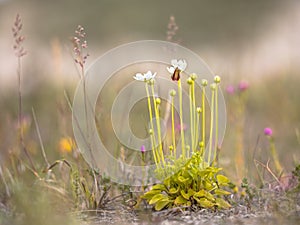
[238,80,249,91]
[175,123,187,131]
[226,85,235,94]
[140,145,146,153]
[264,127,273,136]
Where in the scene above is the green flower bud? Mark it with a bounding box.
[187,77,193,85]
[190,73,197,81]
[170,89,176,96]
[201,79,208,86]
[155,98,161,104]
[199,141,204,148]
[197,107,202,113]
[149,129,153,135]
[214,75,221,84]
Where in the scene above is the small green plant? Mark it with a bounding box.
[134,59,232,210]
[264,127,283,176]
[142,151,231,210]
[241,178,256,203]
[291,164,300,192]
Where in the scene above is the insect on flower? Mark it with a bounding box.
[167,59,187,81]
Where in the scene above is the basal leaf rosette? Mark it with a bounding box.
[142,152,232,211]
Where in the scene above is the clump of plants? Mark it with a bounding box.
[133,60,232,210]
[142,151,231,210]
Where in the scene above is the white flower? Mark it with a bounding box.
[167,59,187,74]
[133,70,156,82]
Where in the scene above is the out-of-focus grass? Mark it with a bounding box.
[221,71,300,184]
[2,181,77,225]
[1,68,299,224]
[0,81,74,162]
[0,1,300,222]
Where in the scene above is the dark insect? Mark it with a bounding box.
[171,67,181,81]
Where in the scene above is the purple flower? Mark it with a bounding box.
[140,145,146,153]
[238,80,249,91]
[264,127,273,136]
[175,123,187,131]
[226,85,235,94]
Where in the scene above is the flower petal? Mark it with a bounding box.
[133,73,144,81]
[144,71,155,80]
[144,72,152,80]
[178,60,187,71]
[167,66,175,74]
[171,59,178,67]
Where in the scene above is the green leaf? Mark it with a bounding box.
[194,189,206,198]
[216,198,231,209]
[152,184,167,191]
[149,194,167,205]
[214,189,231,196]
[203,180,213,190]
[174,195,187,205]
[178,175,188,184]
[168,187,179,194]
[205,192,215,202]
[194,197,215,208]
[194,190,215,202]
[141,190,161,200]
[217,174,230,186]
[154,200,170,211]
[163,178,171,187]
[181,189,195,200]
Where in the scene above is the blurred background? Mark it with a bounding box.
[0,0,300,178]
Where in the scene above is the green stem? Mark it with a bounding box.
[151,84,165,166]
[202,87,206,150]
[269,137,283,175]
[208,89,215,166]
[195,109,200,151]
[17,56,36,171]
[178,80,186,159]
[171,95,176,158]
[192,80,196,151]
[213,86,219,164]
[189,83,194,153]
[145,83,159,165]
[150,132,158,166]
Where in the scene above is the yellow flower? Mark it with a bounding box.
[59,137,75,153]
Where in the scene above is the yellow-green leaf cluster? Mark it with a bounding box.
[142,152,232,211]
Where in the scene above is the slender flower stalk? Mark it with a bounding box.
[72,25,90,141]
[270,138,282,174]
[167,59,187,159]
[12,14,36,171]
[201,79,208,151]
[191,74,197,151]
[151,83,165,166]
[145,82,159,165]
[170,89,176,157]
[264,128,283,175]
[141,145,146,190]
[187,77,194,153]
[178,79,186,159]
[195,107,202,151]
[149,128,159,167]
[207,83,216,165]
[213,76,221,164]
[134,71,162,166]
